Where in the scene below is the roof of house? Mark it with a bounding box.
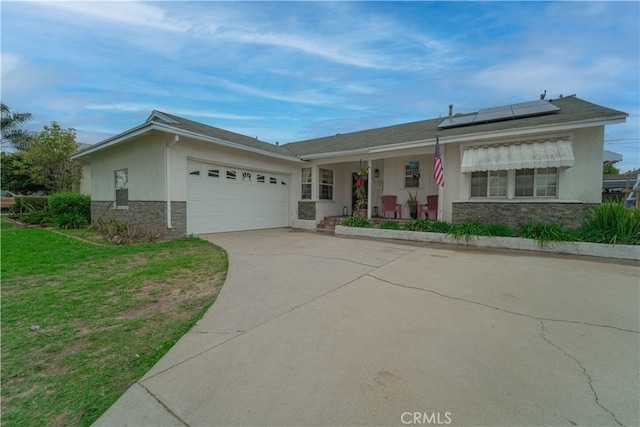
[72,96,627,161]
[283,96,627,157]
[149,111,294,158]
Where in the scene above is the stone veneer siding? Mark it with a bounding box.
[298,201,316,220]
[452,202,598,230]
[91,201,187,239]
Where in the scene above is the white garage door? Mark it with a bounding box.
[187,160,290,234]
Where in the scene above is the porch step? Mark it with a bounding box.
[316,216,348,232]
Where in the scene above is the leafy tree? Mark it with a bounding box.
[1,103,34,151]
[0,151,46,193]
[603,164,620,174]
[23,122,83,193]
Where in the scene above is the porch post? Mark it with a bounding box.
[367,160,373,219]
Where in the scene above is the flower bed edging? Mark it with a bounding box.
[334,225,640,261]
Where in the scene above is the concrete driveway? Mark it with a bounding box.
[95,229,639,426]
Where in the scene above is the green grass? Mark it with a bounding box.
[0,221,228,426]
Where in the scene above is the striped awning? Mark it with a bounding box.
[461,139,575,173]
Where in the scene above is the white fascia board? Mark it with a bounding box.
[71,121,302,163]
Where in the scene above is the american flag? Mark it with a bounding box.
[434,137,444,187]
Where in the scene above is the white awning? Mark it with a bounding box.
[461,139,575,173]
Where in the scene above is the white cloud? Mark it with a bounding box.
[35,1,186,32]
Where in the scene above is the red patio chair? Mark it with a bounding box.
[381,195,402,219]
[418,195,438,220]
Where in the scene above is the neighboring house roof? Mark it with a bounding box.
[71,96,627,161]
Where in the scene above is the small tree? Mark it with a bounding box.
[23,122,83,193]
[603,164,620,174]
[1,103,34,152]
[0,152,46,193]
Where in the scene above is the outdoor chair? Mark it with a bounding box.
[381,195,402,219]
[418,195,438,220]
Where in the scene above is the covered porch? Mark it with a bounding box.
[296,147,443,226]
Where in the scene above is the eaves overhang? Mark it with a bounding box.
[296,114,627,160]
[71,121,303,163]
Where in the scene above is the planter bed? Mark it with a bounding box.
[334,225,640,261]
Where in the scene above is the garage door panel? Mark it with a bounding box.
[187,161,290,234]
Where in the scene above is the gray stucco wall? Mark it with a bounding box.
[92,200,187,239]
[452,202,598,230]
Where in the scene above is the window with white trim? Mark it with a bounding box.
[319,168,333,200]
[515,168,558,197]
[404,163,420,188]
[115,169,128,207]
[301,168,312,200]
[470,170,507,197]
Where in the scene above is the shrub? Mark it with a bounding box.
[54,212,89,230]
[401,219,431,232]
[518,222,576,246]
[448,221,515,241]
[12,196,49,213]
[378,220,401,230]
[579,202,640,245]
[400,219,452,233]
[341,216,372,228]
[18,203,52,225]
[96,218,141,245]
[49,192,91,222]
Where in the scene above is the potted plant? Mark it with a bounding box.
[405,190,419,219]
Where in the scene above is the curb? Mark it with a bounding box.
[334,225,640,261]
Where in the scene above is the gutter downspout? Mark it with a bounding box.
[166,135,179,229]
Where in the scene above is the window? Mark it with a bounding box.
[242,172,252,182]
[488,170,507,197]
[189,170,200,176]
[515,168,557,198]
[301,168,312,200]
[470,170,507,197]
[535,168,557,197]
[404,163,420,188]
[319,168,333,200]
[208,169,220,178]
[270,177,277,184]
[515,169,534,197]
[257,174,265,183]
[226,170,236,180]
[115,169,128,207]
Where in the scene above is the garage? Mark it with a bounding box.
[186,160,290,234]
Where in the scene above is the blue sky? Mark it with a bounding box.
[2,1,639,172]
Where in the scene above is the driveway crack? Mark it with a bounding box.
[138,382,190,426]
[367,274,640,334]
[539,321,624,426]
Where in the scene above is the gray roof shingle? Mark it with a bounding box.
[282,96,627,157]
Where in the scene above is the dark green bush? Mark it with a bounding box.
[18,204,52,224]
[448,221,515,241]
[518,222,576,246]
[341,216,372,228]
[12,196,49,213]
[54,212,89,230]
[378,220,401,230]
[49,192,91,221]
[579,202,640,245]
[401,219,431,232]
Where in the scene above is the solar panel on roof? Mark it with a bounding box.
[437,100,560,129]
[474,105,513,123]
[438,114,476,128]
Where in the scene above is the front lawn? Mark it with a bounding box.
[0,220,228,426]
